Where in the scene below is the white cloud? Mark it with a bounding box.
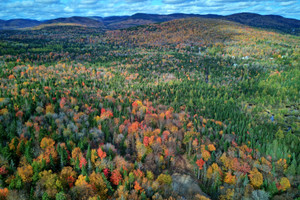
[0,0,299,20]
[80,0,98,4]
[279,1,297,6]
[162,0,192,4]
[64,6,75,12]
[35,0,60,3]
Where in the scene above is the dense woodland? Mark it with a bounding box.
[0,18,299,200]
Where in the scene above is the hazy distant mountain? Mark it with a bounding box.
[130,13,222,21]
[224,13,300,35]
[109,13,300,34]
[0,13,299,35]
[103,13,223,30]
[44,16,104,28]
[0,19,41,30]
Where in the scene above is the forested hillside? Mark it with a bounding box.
[1,13,299,35]
[0,18,299,200]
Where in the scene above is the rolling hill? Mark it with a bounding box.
[44,16,104,28]
[103,13,222,30]
[0,13,299,200]
[0,19,41,30]
[224,13,300,35]
[0,13,299,35]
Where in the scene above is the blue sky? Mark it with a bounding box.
[0,0,299,20]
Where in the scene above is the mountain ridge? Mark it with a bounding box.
[44,16,104,28]
[0,12,299,35]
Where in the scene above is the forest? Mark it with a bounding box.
[0,18,299,200]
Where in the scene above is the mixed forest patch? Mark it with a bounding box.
[0,18,299,200]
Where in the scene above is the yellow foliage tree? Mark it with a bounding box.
[17,164,33,183]
[91,149,98,164]
[39,170,59,198]
[89,172,108,199]
[220,153,231,169]
[279,177,291,191]
[40,137,55,150]
[207,144,216,152]
[219,189,234,200]
[224,171,236,185]
[156,174,172,185]
[136,141,147,161]
[207,163,221,179]
[75,175,89,187]
[248,168,263,188]
[72,147,83,164]
[60,166,77,187]
[45,104,54,114]
[202,150,211,161]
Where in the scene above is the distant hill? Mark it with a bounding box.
[29,23,87,30]
[0,13,299,35]
[111,13,300,34]
[223,13,300,35]
[104,13,224,30]
[44,16,104,28]
[106,18,240,48]
[0,19,41,30]
[130,13,222,21]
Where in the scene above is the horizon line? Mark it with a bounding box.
[1,12,299,21]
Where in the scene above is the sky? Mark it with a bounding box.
[0,0,299,20]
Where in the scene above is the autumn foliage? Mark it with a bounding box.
[0,17,298,200]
